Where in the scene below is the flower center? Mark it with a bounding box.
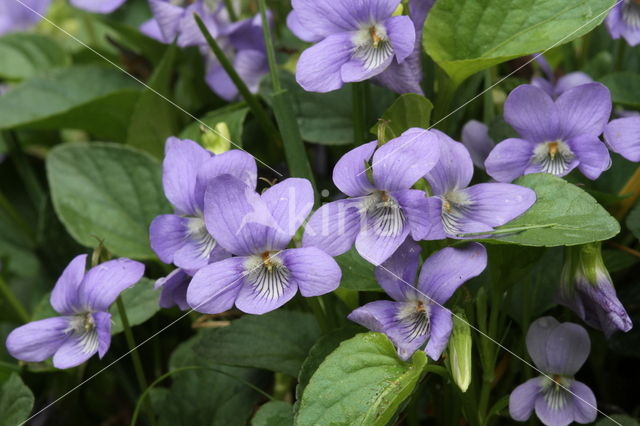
[623,0,640,29]
[187,216,217,259]
[441,190,472,235]
[396,299,430,341]
[245,252,290,301]
[362,191,406,237]
[532,140,575,176]
[541,375,571,412]
[66,312,99,354]
[352,23,394,71]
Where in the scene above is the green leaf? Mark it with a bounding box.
[626,200,640,240]
[336,249,382,292]
[0,33,70,80]
[600,72,640,108]
[424,0,615,85]
[295,332,427,425]
[370,94,433,139]
[252,401,294,426]
[153,333,268,426]
[194,310,321,377]
[597,415,640,426]
[127,45,180,158]
[180,103,250,150]
[261,72,395,145]
[47,142,171,259]
[0,373,34,426]
[0,65,140,142]
[485,174,620,246]
[110,278,160,334]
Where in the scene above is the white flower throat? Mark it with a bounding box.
[245,252,290,301]
[353,23,394,71]
[441,190,472,235]
[187,216,217,259]
[361,191,406,237]
[66,312,99,354]
[396,298,430,341]
[532,140,575,175]
[541,375,571,412]
[623,0,640,29]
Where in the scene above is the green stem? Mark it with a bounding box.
[423,364,448,378]
[352,82,367,145]
[3,131,45,214]
[116,297,156,426]
[222,0,238,22]
[257,0,318,200]
[193,14,280,146]
[482,68,495,124]
[433,70,457,131]
[130,366,273,426]
[614,41,627,72]
[0,276,30,323]
[306,297,331,333]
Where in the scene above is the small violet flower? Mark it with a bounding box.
[70,0,126,14]
[425,131,536,238]
[530,55,594,98]
[289,0,416,93]
[0,0,51,35]
[5,255,144,369]
[141,0,219,47]
[303,128,441,265]
[509,316,597,426]
[604,116,640,162]
[348,239,487,360]
[485,83,612,182]
[558,243,632,337]
[606,0,640,46]
[187,175,341,315]
[149,137,257,272]
[461,120,495,170]
[155,268,191,311]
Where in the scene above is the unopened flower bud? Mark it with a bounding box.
[447,309,472,392]
[201,122,231,154]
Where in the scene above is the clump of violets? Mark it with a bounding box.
[5,255,144,369]
[558,243,632,337]
[424,130,536,238]
[348,239,487,360]
[485,83,612,182]
[187,175,341,315]
[0,0,51,35]
[509,316,597,426]
[302,128,441,265]
[604,116,640,162]
[606,0,640,46]
[288,0,417,93]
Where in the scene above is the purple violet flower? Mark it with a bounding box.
[348,239,487,360]
[604,116,640,162]
[149,137,257,271]
[5,255,144,369]
[187,175,341,315]
[509,316,597,426]
[424,131,536,239]
[302,128,441,266]
[530,55,594,98]
[558,243,632,337]
[0,0,51,35]
[485,83,612,182]
[606,0,640,46]
[70,0,126,14]
[289,0,416,93]
[141,0,220,47]
[461,120,495,170]
[201,14,269,101]
[155,268,191,310]
[373,0,435,95]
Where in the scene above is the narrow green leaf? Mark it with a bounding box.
[484,174,620,246]
[47,143,171,259]
[295,332,427,425]
[424,0,615,85]
[0,373,34,426]
[597,415,640,426]
[127,44,180,158]
[194,310,321,377]
[0,33,70,80]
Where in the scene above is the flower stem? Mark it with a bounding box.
[0,190,36,244]
[352,82,368,145]
[193,13,281,146]
[614,40,627,72]
[482,68,495,124]
[257,0,318,201]
[615,166,640,220]
[222,0,238,22]
[3,131,45,216]
[0,276,30,323]
[115,297,156,426]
